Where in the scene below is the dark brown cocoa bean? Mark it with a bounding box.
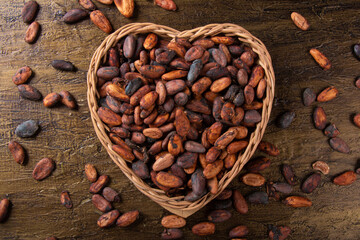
[207,209,231,223]
[258,141,280,156]
[301,173,321,193]
[303,88,316,106]
[161,228,183,240]
[206,66,229,80]
[102,187,120,202]
[244,110,261,124]
[62,9,88,23]
[324,123,340,138]
[18,84,42,100]
[191,168,206,195]
[245,157,270,173]
[51,60,75,71]
[185,45,205,62]
[177,152,198,169]
[184,141,206,153]
[277,111,295,128]
[268,225,291,240]
[139,65,166,79]
[329,137,350,153]
[0,199,10,223]
[282,164,297,185]
[22,1,39,23]
[247,191,268,204]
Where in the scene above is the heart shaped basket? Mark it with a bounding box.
[87,23,275,218]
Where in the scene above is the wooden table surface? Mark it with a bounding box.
[1,0,360,239]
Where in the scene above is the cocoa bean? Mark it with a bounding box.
[60,191,72,209]
[233,90,245,107]
[132,160,149,179]
[25,21,40,44]
[18,84,42,100]
[221,102,235,121]
[62,9,88,23]
[354,44,360,60]
[329,137,350,153]
[214,128,237,149]
[312,161,330,175]
[283,196,312,208]
[192,222,215,236]
[310,48,331,70]
[301,173,321,193]
[79,0,97,10]
[227,141,248,154]
[51,60,75,71]
[203,160,223,179]
[210,77,231,93]
[277,111,295,128]
[97,209,120,228]
[229,45,244,56]
[13,66,32,85]
[245,157,270,173]
[183,141,205,153]
[247,191,268,204]
[191,169,206,195]
[353,113,360,128]
[143,128,163,139]
[224,154,236,169]
[268,225,291,240]
[161,228,183,240]
[98,107,122,126]
[241,173,265,187]
[90,175,109,193]
[206,66,229,80]
[244,110,261,124]
[333,171,356,185]
[303,88,316,106]
[291,12,310,30]
[272,182,293,194]
[22,1,38,23]
[177,152,198,169]
[153,152,174,171]
[207,209,231,223]
[187,59,203,84]
[139,65,166,79]
[59,90,77,109]
[169,58,190,70]
[324,123,340,138]
[0,199,10,223]
[211,36,235,45]
[317,86,338,102]
[161,215,186,228]
[15,120,39,138]
[282,164,297,185]
[43,92,61,108]
[92,194,112,212]
[84,163,97,182]
[256,78,267,99]
[102,187,120,202]
[156,171,183,188]
[229,225,249,238]
[90,10,113,34]
[233,189,248,214]
[8,141,26,165]
[32,158,55,181]
[205,146,221,163]
[258,141,280,156]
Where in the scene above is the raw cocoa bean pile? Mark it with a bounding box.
[95,33,267,200]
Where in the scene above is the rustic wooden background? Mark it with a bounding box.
[1,0,360,239]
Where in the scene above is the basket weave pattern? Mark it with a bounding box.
[87,23,275,218]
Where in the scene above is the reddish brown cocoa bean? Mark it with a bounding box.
[229,225,249,238]
[92,194,112,212]
[282,164,297,185]
[102,187,121,202]
[333,171,356,186]
[329,137,350,153]
[60,191,73,209]
[97,209,120,228]
[8,141,26,165]
[192,222,215,236]
[245,157,270,173]
[207,209,231,223]
[22,1,39,23]
[283,196,312,208]
[32,158,55,181]
[233,189,248,214]
[301,173,321,193]
[89,175,109,193]
[268,225,291,240]
[0,199,10,223]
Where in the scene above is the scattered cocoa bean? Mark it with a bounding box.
[245,157,270,173]
[102,187,121,202]
[18,84,42,100]
[233,189,248,214]
[79,0,97,10]
[22,1,38,23]
[324,123,340,138]
[90,10,113,34]
[207,209,231,223]
[51,60,75,71]
[301,173,321,193]
[333,171,356,186]
[161,228,183,240]
[97,209,120,228]
[60,191,73,209]
[0,199,10,223]
[282,164,297,185]
[303,88,316,106]
[32,158,55,181]
[62,9,88,23]
[312,161,330,175]
[229,225,249,238]
[313,107,327,130]
[116,210,139,227]
[329,137,350,154]
[161,215,186,228]
[283,196,312,208]
[310,48,331,70]
[92,194,112,212]
[192,222,215,236]
[291,12,310,30]
[89,175,109,193]
[268,225,291,240]
[8,141,26,165]
[25,21,40,44]
[317,86,338,102]
[247,191,269,204]
[277,111,295,128]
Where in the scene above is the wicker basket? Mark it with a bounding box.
[87,23,275,218]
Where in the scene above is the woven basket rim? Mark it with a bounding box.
[87,22,275,218]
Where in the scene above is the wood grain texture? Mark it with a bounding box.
[0,0,360,239]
